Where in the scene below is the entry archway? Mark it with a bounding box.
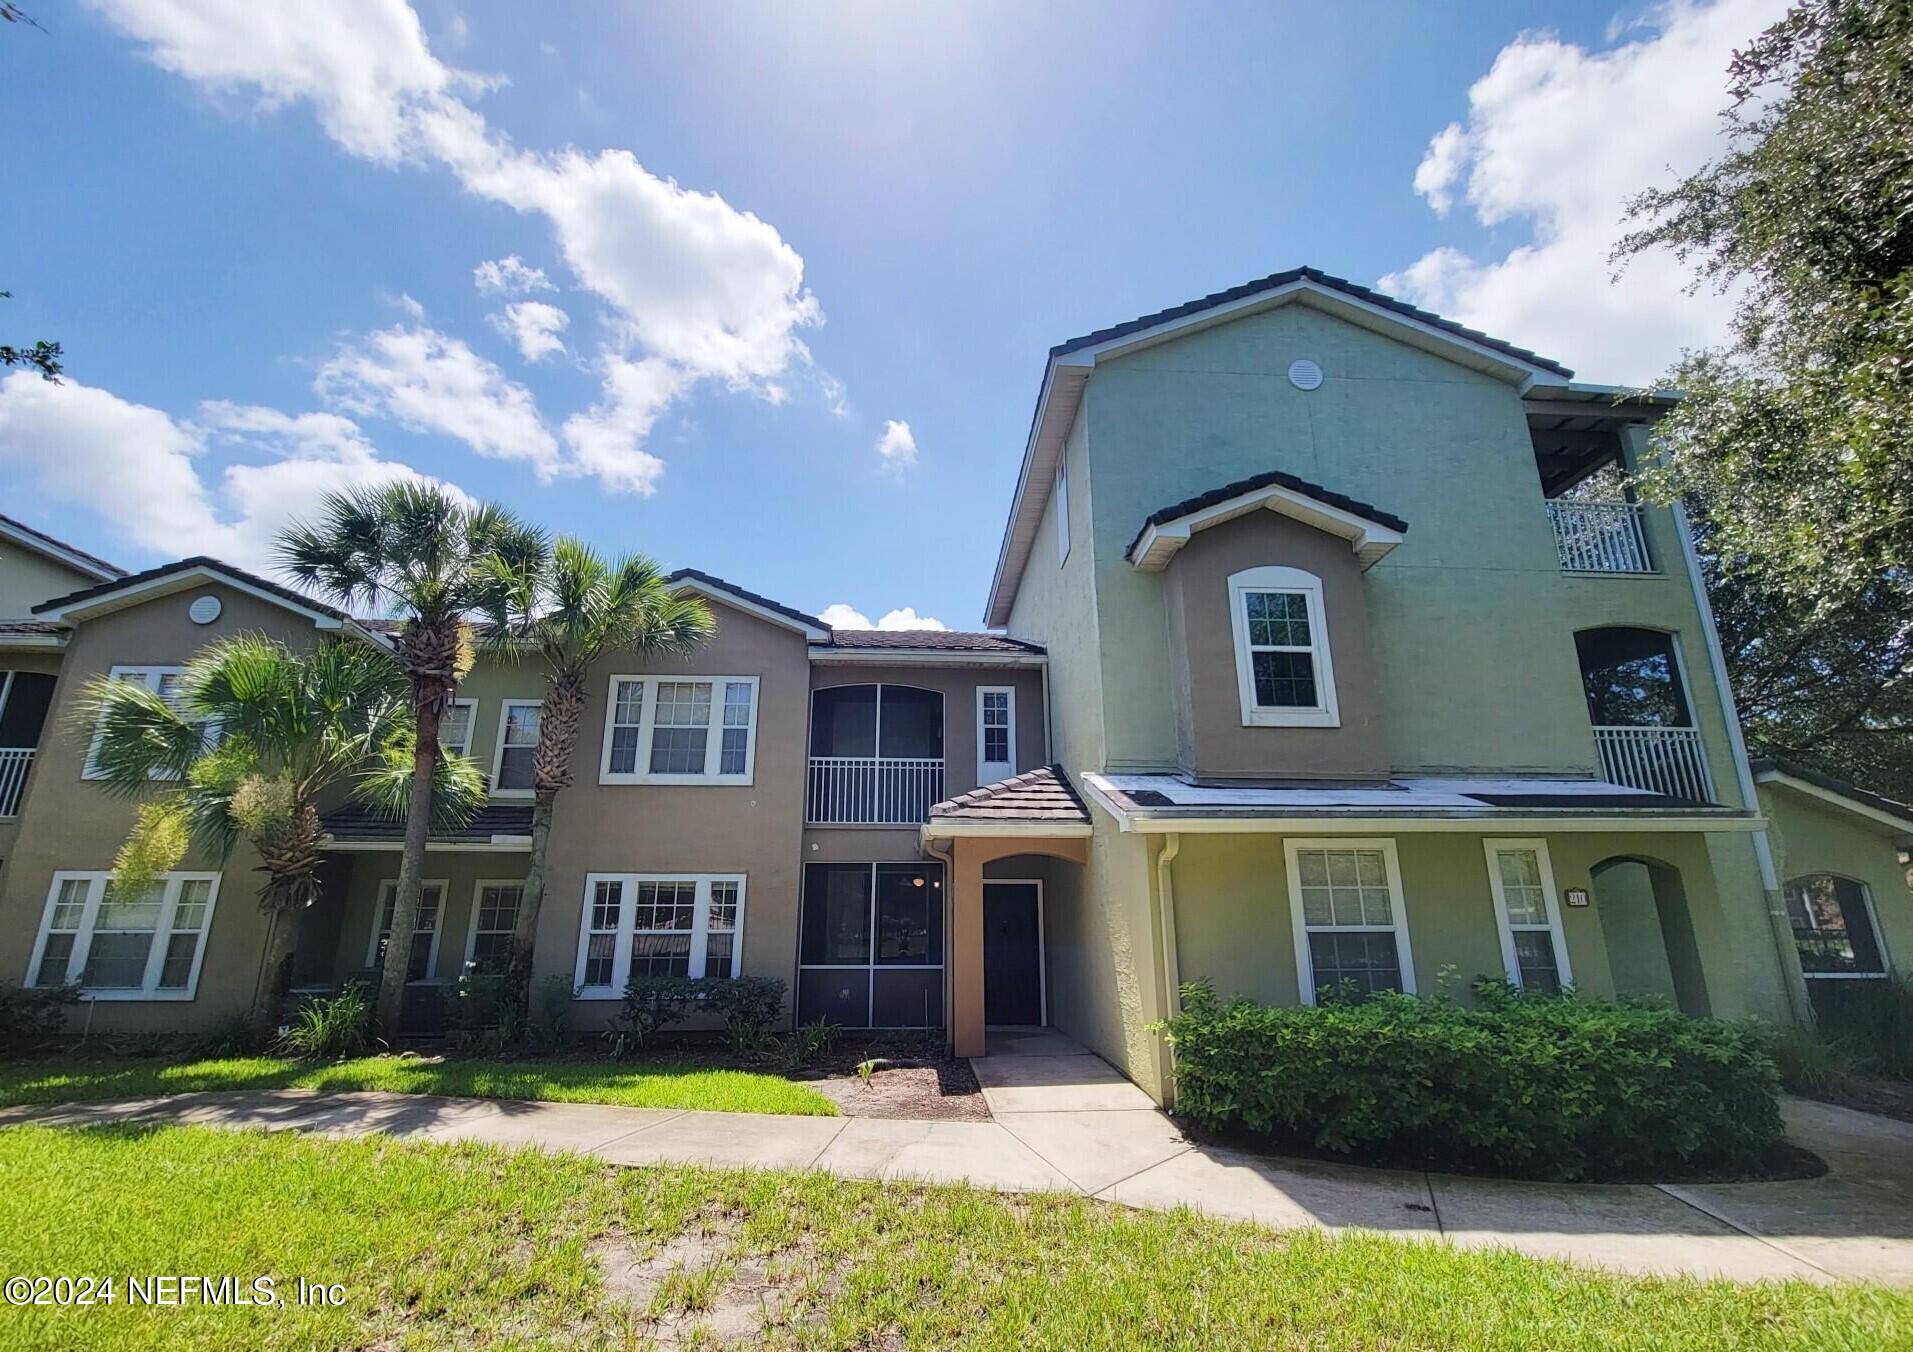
[1591,855,1712,1016]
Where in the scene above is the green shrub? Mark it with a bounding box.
[614,974,788,1056]
[1768,1022,1865,1098]
[280,986,372,1060]
[1154,981,1782,1181]
[1813,970,1913,1080]
[614,974,701,1052]
[708,976,787,1055]
[0,982,80,1055]
[526,974,572,1052]
[445,966,523,1054]
[787,1017,839,1069]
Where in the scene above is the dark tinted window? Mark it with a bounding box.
[0,672,56,746]
[1786,875,1886,975]
[801,863,872,964]
[875,864,942,964]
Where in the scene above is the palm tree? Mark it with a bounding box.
[278,482,545,1034]
[486,539,714,994]
[77,634,486,1042]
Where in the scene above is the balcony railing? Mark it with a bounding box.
[1593,726,1713,802]
[0,747,32,818]
[807,756,944,825]
[1547,500,1654,574]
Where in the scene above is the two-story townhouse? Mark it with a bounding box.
[951,266,1814,1101]
[0,552,1048,1039]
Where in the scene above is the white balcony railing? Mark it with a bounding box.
[0,747,33,818]
[1593,726,1713,802]
[807,756,944,825]
[1547,500,1654,574]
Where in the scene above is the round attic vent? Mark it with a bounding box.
[188,594,222,625]
[1288,358,1324,391]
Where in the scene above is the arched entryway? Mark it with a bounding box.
[1591,855,1712,1016]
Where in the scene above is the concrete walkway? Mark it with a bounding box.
[6,1030,1910,1286]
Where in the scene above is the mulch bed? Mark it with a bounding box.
[1799,1074,1913,1125]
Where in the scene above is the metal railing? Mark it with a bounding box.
[1547,500,1654,573]
[0,747,32,817]
[1593,726,1713,802]
[807,756,944,824]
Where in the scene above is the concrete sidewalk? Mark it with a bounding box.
[5,1033,1910,1286]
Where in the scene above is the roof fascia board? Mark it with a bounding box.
[0,519,120,583]
[1130,485,1406,572]
[0,631,67,651]
[809,648,1045,668]
[317,836,533,853]
[35,565,348,629]
[920,820,1094,840]
[671,578,829,642]
[1100,810,1762,835]
[983,355,1091,628]
[1756,769,1913,837]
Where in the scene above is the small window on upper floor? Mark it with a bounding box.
[1055,459,1070,565]
[491,700,541,797]
[84,666,220,780]
[1227,566,1340,728]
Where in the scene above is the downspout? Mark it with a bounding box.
[1670,494,1813,1028]
[1154,832,1182,1106]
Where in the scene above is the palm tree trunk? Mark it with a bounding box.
[252,905,300,1046]
[378,691,442,1037]
[508,791,557,1003]
[509,667,581,1012]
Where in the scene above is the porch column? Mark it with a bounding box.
[951,841,988,1058]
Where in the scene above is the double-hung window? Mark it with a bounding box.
[573,873,747,996]
[465,880,524,972]
[976,686,1015,784]
[1284,840,1415,1003]
[1483,839,1573,993]
[84,666,219,778]
[439,699,477,758]
[368,880,445,983]
[491,700,540,796]
[28,872,221,999]
[599,676,759,785]
[1228,567,1339,728]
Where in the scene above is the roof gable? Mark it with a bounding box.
[33,556,355,629]
[0,513,124,584]
[666,568,830,642]
[1753,757,1913,837]
[1126,469,1408,572]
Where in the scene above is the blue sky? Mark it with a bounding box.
[0,1,1778,627]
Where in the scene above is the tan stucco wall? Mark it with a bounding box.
[0,546,100,619]
[0,581,327,1033]
[1162,510,1387,782]
[0,649,66,862]
[1760,781,1913,973]
[807,661,1046,800]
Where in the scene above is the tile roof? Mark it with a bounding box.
[0,620,64,635]
[666,567,829,633]
[33,556,353,622]
[0,512,125,579]
[826,630,1045,654]
[319,803,535,843]
[1753,756,1913,829]
[928,765,1090,824]
[1125,468,1409,562]
[1052,265,1573,377]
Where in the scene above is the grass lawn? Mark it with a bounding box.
[0,1125,1907,1350]
[0,1054,836,1116]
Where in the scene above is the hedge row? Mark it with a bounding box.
[1155,982,1782,1181]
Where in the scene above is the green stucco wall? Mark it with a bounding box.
[1760,781,1913,973]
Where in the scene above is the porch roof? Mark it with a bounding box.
[1082,772,1758,834]
[925,766,1091,836]
[318,803,535,849]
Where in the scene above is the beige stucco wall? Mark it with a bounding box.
[0,580,326,1033]
[1162,510,1387,782]
[0,546,100,619]
[1760,781,1913,974]
[0,649,66,862]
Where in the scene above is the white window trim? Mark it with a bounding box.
[367,878,448,984]
[597,675,760,786]
[440,697,477,759]
[25,870,222,1001]
[976,685,1016,784]
[1282,838,1416,1005]
[463,877,525,968]
[1786,872,1892,979]
[1228,566,1340,728]
[1482,837,1574,991]
[1056,459,1071,565]
[489,698,542,799]
[573,872,748,998]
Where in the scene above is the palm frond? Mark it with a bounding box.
[354,732,488,831]
[68,676,205,793]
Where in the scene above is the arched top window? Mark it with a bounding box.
[1575,627,1692,727]
[809,684,943,760]
[1785,874,1888,978]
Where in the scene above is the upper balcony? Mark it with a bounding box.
[1546,500,1653,575]
[808,683,945,825]
[1526,385,1676,577]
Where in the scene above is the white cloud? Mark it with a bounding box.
[472,254,554,296]
[875,419,917,473]
[490,300,568,362]
[0,371,463,574]
[559,354,684,495]
[1380,0,1789,383]
[817,603,948,631]
[92,0,827,491]
[315,322,559,472]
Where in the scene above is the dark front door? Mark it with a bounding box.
[983,881,1042,1025]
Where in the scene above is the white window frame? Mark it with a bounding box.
[1282,838,1416,1005]
[597,675,760,786]
[1785,873,1892,980]
[1055,459,1071,565]
[573,872,748,998]
[976,685,1016,784]
[366,878,448,984]
[439,698,477,758]
[84,665,215,779]
[489,698,541,799]
[1482,838,1574,991]
[25,870,222,1000]
[1228,566,1340,728]
[463,878,525,969]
